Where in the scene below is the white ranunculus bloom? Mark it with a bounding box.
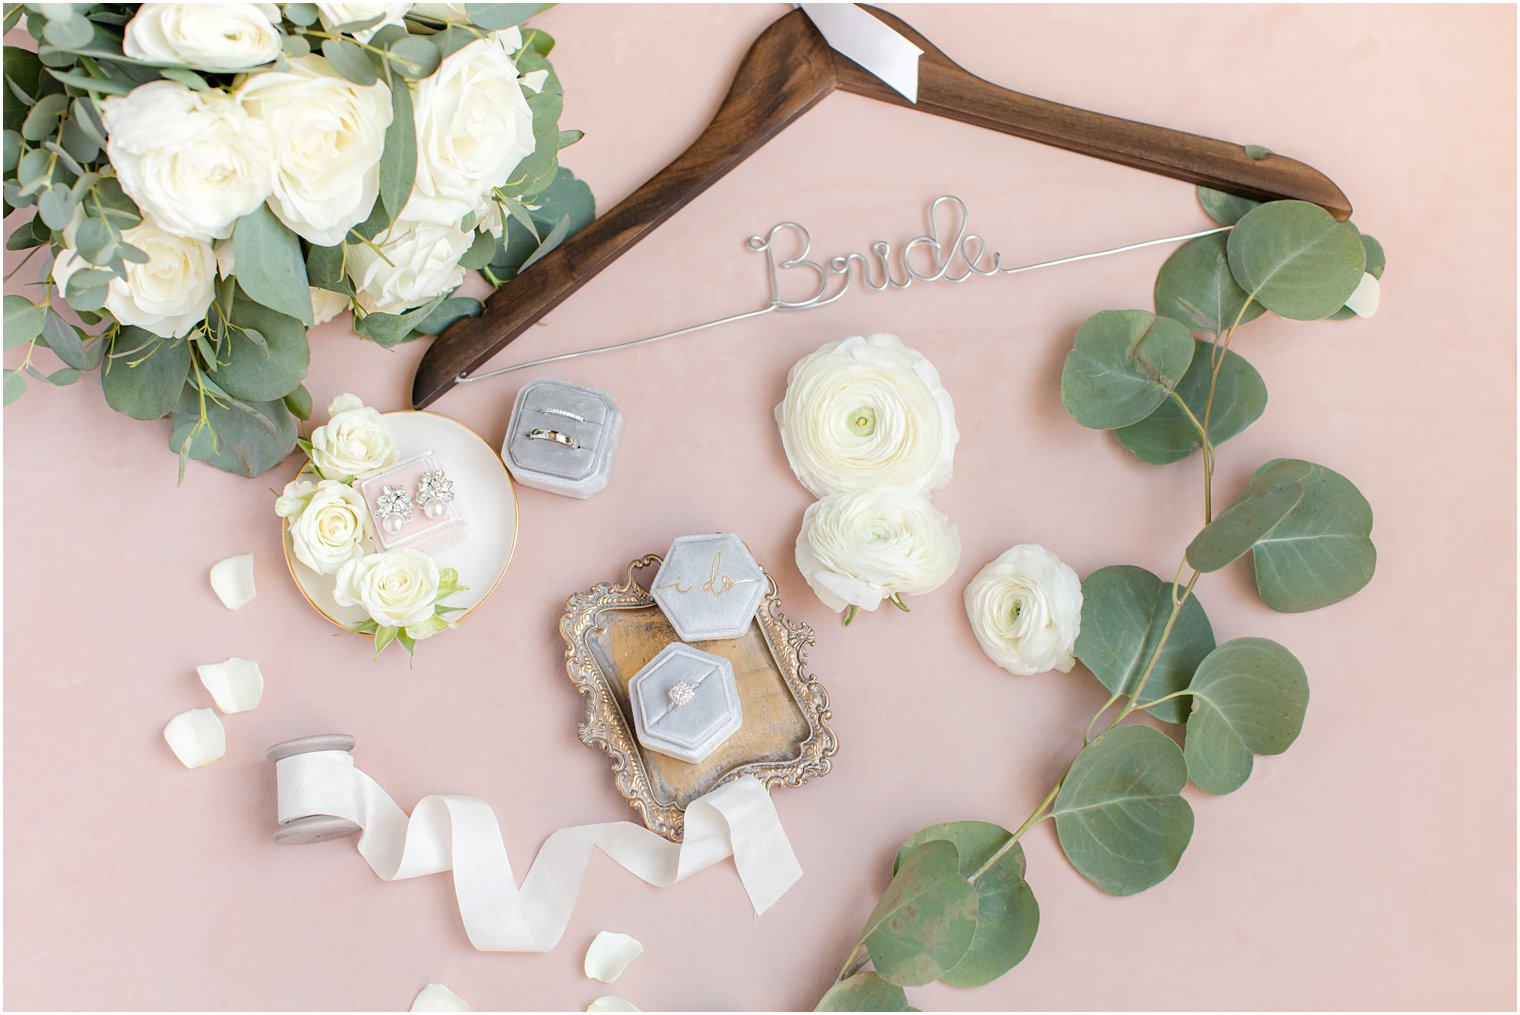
[346,218,469,314]
[124,3,282,71]
[776,332,959,498]
[281,478,373,574]
[311,287,351,325]
[964,544,1083,675]
[794,487,961,615]
[315,2,411,42]
[53,219,214,338]
[334,547,441,629]
[237,55,393,246]
[402,33,534,227]
[101,82,273,241]
[309,393,399,480]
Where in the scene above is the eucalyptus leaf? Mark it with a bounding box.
[36,184,74,229]
[1060,310,1195,430]
[232,204,314,324]
[1184,637,1309,795]
[1153,232,1264,337]
[73,215,115,263]
[464,3,542,29]
[487,166,593,280]
[814,972,917,1012]
[41,308,87,369]
[2,128,20,173]
[40,13,92,49]
[1248,459,1376,612]
[169,389,298,478]
[43,365,78,385]
[352,292,448,347]
[320,37,377,86]
[1186,459,1313,572]
[101,330,190,419]
[283,2,319,26]
[283,382,312,421]
[63,267,113,312]
[897,822,1038,987]
[20,90,66,140]
[1114,342,1267,465]
[1074,565,1214,724]
[860,840,979,988]
[379,76,415,220]
[459,227,496,269]
[1227,201,1366,320]
[213,294,310,401]
[3,367,24,405]
[1196,185,1259,226]
[386,35,440,79]
[1328,231,1387,320]
[4,294,44,348]
[59,115,98,162]
[158,66,209,90]
[1053,724,1194,896]
[414,295,481,335]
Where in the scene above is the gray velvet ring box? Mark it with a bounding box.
[652,533,767,641]
[502,378,622,498]
[628,643,743,765]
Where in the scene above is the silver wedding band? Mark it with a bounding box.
[528,428,579,449]
[538,407,587,423]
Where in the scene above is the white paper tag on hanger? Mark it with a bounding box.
[800,3,923,103]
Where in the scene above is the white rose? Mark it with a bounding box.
[54,218,214,338]
[311,287,350,326]
[309,393,399,479]
[315,2,411,42]
[795,488,961,615]
[236,56,393,246]
[474,194,505,238]
[964,544,1083,675]
[402,34,534,227]
[124,3,281,71]
[776,333,959,497]
[101,82,273,241]
[333,547,440,629]
[283,479,373,575]
[346,218,469,314]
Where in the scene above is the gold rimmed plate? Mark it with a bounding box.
[282,410,519,633]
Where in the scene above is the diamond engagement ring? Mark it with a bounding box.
[667,681,697,708]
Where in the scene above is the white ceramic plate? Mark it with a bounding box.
[282,410,518,632]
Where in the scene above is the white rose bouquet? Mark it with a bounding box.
[2,3,592,479]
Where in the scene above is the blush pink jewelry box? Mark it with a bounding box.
[357,451,468,553]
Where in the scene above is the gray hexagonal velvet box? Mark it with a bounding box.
[651,533,766,641]
[628,643,743,765]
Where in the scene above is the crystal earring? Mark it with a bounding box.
[415,468,456,520]
[374,484,415,534]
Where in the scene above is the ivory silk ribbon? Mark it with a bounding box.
[799,3,924,103]
[275,749,802,952]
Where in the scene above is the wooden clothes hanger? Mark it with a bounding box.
[410,5,1351,408]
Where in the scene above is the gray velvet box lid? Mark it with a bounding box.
[652,533,766,641]
[628,643,743,765]
[503,378,622,499]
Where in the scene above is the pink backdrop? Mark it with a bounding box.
[5,4,1515,1011]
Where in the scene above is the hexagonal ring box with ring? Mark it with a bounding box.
[650,533,767,641]
[628,643,744,764]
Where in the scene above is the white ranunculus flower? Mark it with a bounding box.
[776,332,959,498]
[309,393,399,480]
[964,544,1083,675]
[53,218,214,338]
[346,218,469,314]
[402,33,534,227]
[795,487,961,615]
[334,547,440,629]
[282,478,373,575]
[311,287,351,325]
[101,82,273,241]
[237,55,393,246]
[315,2,411,42]
[124,3,282,71]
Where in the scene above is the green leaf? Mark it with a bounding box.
[465,3,542,28]
[896,822,1038,987]
[305,242,351,295]
[169,389,298,478]
[1227,200,1366,320]
[860,840,979,988]
[414,295,480,335]
[1153,231,1265,337]
[1060,310,1195,430]
[4,294,44,348]
[1186,459,1313,572]
[1197,185,1259,226]
[1248,459,1376,612]
[213,292,310,401]
[487,166,593,280]
[35,183,75,229]
[40,13,92,49]
[283,382,312,421]
[41,307,87,368]
[1053,725,1194,896]
[158,66,210,90]
[283,2,319,26]
[1114,341,1267,465]
[386,35,440,79]
[320,37,377,86]
[20,90,66,140]
[379,76,415,220]
[373,625,399,657]
[3,367,25,405]
[42,365,78,385]
[101,331,191,419]
[1328,231,1387,320]
[232,204,314,325]
[73,215,115,263]
[558,128,583,149]
[1074,565,1215,724]
[516,210,570,273]
[814,972,917,1012]
[458,227,496,269]
[1184,637,1309,795]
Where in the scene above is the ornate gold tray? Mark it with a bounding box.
[562,554,838,840]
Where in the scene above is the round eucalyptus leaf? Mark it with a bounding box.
[1184,637,1309,795]
[1074,565,1214,724]
[3,368,25,405]
[1114,340,1267,465]
[170,389,298,478]
[1328,231,1387,320]
[1053,724,1194,897]
[73,215,115,264]
[1227,201,1365,320]
[1186,460,1313,572]
[1249,459,1376,612]
[1060,310,1196,430]
[1197,186,1259,226]
[40,13,92,49]
[387,35,441,79]
[1154,232,1264,337]
[860,839,979,988]
[283,382,313,421]
[41,308,87,369]
[4,294,45,348]
[465,2,541,29]
[214,296,310,402]
[36,184,76,230]
[320,37,377,86]
[897,821,1038,987]
[814,972,917,1012]
[101,331,191,420]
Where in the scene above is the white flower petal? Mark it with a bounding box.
[520,68,549,93]
[210,554,256,609]
[196,657,265,714]
[163,708,226,768]
[1344,271,1381,318]
[587,997,640,1013]
[584,931,644,983]
[411,983,471,1012]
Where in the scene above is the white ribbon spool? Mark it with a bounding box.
[269,735,803,952]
